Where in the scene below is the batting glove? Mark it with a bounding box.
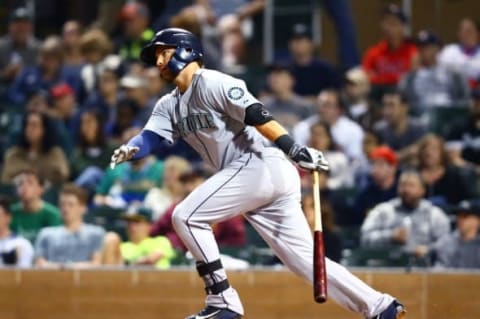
[110,145,139,169]
[288,144,329,172]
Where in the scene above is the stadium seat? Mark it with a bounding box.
[428,107,469,137]
[341,247,411,268]
[85,206,128,240]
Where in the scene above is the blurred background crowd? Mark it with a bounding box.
[0,0,480,271]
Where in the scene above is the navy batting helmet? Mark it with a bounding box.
[140,28,203,75]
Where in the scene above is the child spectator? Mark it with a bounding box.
[362,4,417,87]
[0,198,33,268]
[71,110,117,193]
[144,156,191,221]
[35,184,105,268]
[2,111,70,185]
[9,169,61,244]
[417,134,475,207]
[361,170,450,260]
[102,207,175,269]
[435,200,480,269]
[399,30,470,115]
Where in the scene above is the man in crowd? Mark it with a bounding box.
[374,90,427,164]
[399,30,470,115]
[0,7,40,86]
[261,63,314,132]
[0,198,33,268]
[362,4,417,91]
[435,200,480,268]
[293,89,365,161]
[287,23,340,99]
[120,73,156,126]
[102,206,175,269]
[10,169,61,244]
[35,184,105,268]
[353,146,399,225]
[361,170,450,260]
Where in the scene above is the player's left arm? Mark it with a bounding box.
[244,104,329,171]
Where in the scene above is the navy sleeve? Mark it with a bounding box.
[127,129,165,160]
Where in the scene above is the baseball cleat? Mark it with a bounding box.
[372,300,407,319]
[185,306,242,319]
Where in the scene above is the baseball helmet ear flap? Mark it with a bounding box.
[168,43,203,74]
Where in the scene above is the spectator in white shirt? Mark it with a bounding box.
[438,18,480,88]
[0,198,33,268]
[293,89,365,161]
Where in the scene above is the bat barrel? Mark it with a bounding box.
[313,230,327,303]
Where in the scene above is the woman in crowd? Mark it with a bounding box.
[71,110,117,193]
[417,133,476,207]
[2,111,69,185]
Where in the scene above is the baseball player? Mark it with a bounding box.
[110,28,406,319]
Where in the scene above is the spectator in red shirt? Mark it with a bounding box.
[362,4,418,86]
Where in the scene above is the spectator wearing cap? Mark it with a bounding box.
[362,4,418,88]
[446,89,480,169]
[49,83,82,137]
[293,89,365,162]
[261,63,314,133]
[373,89,427,164]
[435,200,480,268]
[438,18,480,88]
[120,73,156,126]
[342,67,381,130]
[150,166,246,252]
[0,7,40,85]
[2,111,70,185]
[9,169,61,244]
[352,146,399,225]
[101,206,175,269]
[35,184,105,268]
[9,35,82,105]
[361,170,450,260]
[116,2,154,63]
[399,30,470,115]
[287,23,341,99]
[0,198,34,268]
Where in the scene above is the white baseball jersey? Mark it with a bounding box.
[145,69,265,170]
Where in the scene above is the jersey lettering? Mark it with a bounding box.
[175,113,218,138]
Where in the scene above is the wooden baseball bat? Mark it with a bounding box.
[312,170,327,303]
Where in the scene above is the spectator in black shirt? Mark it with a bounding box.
[287,24,340,99]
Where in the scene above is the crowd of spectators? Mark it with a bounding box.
[0,2,480,270]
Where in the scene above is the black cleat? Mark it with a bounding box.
[185,306,242,319]
[372,300,407,319]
